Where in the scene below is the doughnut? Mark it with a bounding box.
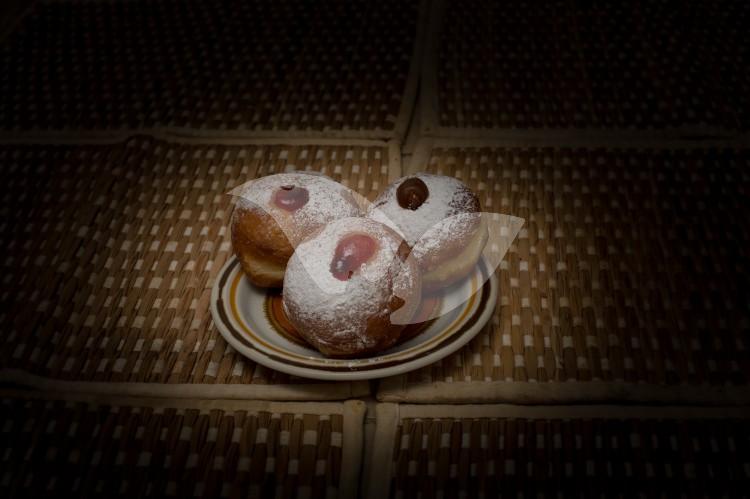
[282,217,421,357]
[367,173,487,291]
[230,172,362,287]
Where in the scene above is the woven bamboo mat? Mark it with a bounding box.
[423,0,748,136]
[0,0,424,140]
[0,389,364,498]
[366,403,750,499]
[379,145,750,404]
[0,135,400,399]
[0,0,30,42]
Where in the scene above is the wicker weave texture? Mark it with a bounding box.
[382,146,750,397]
[0,0,419,136]
[0,137,390,392]
[436,0,748,131]
[387,413,750,498]
[0,394,352,498]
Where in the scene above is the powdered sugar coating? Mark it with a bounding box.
[230,172,361,246]
[282,217,420,355]
[367,173,481,268]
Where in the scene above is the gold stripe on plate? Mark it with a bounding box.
[227,265,480,366]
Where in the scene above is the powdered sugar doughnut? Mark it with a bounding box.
[230,172,362,287]
[367,173,487,290]
[282,217,421,357]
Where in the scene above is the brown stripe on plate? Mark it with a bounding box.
[263,288,440,350]
[0,137,392,398]
[378,145,750,404]
[216,258,493,372]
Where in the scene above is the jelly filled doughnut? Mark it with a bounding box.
[230,172,361,287]
[367,173,487,291]
[282,217,421,357]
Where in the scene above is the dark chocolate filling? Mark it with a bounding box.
[396,177,429,210]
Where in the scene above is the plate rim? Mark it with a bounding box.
[210,257,498,380]
[219,258,486,367]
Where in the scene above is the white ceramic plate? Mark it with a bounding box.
[210,257,498,380]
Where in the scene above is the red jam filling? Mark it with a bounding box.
[330,234,377,281]
[273,185,309,211]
